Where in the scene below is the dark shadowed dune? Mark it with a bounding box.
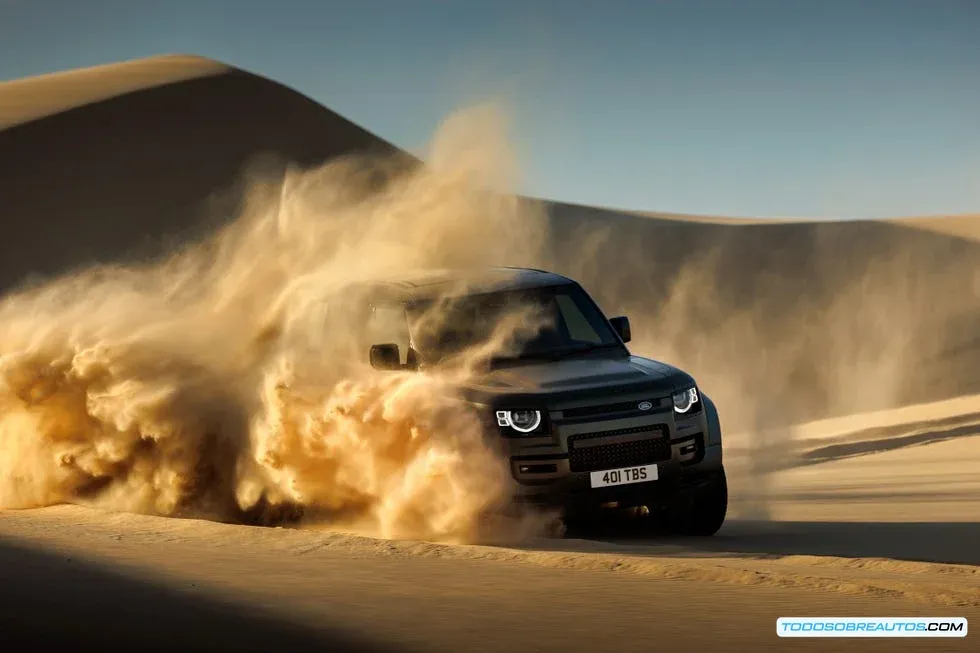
[0,55,413,293]
[540,201,980,427]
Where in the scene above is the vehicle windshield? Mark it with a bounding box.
[404,283,624,365]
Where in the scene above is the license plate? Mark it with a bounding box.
[589,464,658,488]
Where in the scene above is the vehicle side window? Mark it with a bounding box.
[367,304,412,364]
[555,292,602,344]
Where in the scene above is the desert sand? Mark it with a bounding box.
[0,55,977,652]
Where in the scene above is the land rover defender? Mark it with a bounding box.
[360,267,727,536]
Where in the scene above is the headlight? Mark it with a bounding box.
[495,409,543,433]
[672,387,699,414]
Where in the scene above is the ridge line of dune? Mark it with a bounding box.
[0,54,230,129]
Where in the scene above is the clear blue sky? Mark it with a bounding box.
[2,0,978,219]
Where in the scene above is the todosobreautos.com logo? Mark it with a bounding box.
[777,617,967,638]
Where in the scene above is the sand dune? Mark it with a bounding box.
[0,54,229,129]
[728,393,980,527]
[887,213,980,243]
[1,55,978,650]
[0,54,411,294]
[540,203,980,429]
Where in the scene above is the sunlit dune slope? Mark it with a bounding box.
[0,54,229,129]
[886,213,980,243]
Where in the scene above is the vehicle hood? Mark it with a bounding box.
[462,352,695,399]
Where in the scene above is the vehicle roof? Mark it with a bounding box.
[365,266,575,302]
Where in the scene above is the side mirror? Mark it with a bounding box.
[369,343,401,370]
[609,316,631,343]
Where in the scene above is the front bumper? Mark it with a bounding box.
[501,391,723,510]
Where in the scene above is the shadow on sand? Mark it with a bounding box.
[680,520,980,566]
[792,412,980,468]
[546,518,980,567]
[0,535,405,652]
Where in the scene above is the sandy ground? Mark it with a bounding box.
[2,398,977,652]
[0,508,976,653]
[1,55,978,652]
[728,393,980,524]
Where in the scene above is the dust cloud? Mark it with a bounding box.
[550,216,980,518]
[2,96,976,535]
[0,104,555,542]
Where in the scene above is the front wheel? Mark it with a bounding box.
[665,467,728,536]
[560,506,613,537]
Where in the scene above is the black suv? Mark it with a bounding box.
[362,267,727,536]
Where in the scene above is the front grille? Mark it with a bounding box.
[561,398,664,420]
[567,426,671,472]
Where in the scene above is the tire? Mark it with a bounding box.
[561,505,622,537]
[561,507,601,537]
[666,467,728,536]
[239,494,305,527]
